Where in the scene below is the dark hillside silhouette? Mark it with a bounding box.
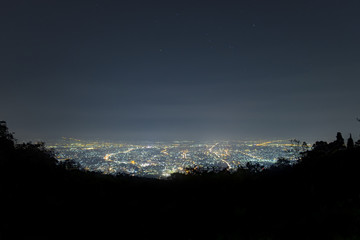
[1,121,360,240]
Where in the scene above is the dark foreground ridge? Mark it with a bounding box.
[1,121,360,240]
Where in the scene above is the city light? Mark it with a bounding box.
[50,138,301,178]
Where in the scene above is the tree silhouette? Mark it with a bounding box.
[288,139,303,160]
[246,162,264,173]
[312,141,328,151]
[58,159,81,170]
[0,121,15,152]
[275,158,291,167]
[336,132,345,145]
[327,132,346,151]
[347,134,354,148]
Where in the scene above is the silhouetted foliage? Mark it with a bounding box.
[332,131,346,149]
[312,140,328,151]
[347,134,354,148]
[356,139,360,148]
[275,157,291,167]
[246,161,264,173]
[2,121,360,240]
[287,139,309,160]
[58,159,81,170]
[0,121,15,154]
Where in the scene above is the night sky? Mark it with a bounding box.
[1,0,360,142]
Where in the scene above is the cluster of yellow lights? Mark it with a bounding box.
[103,154,111,161]
[181,150,189,159]
[161,148,169,155]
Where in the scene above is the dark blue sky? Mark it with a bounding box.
[1,0,360,142]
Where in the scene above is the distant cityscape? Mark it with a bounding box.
[48,138,305,178]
